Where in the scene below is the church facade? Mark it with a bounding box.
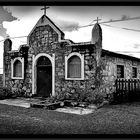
[3,14,140,98]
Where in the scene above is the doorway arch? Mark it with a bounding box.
[37,56,52,97]
[32,53,55,97]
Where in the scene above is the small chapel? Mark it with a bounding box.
[3,7,140,98]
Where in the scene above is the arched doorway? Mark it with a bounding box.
[36,56,52,97]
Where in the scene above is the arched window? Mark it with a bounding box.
[13,60,22,77]
[65,53,84,80]
[68,56,81,78]
[11,57,24,79]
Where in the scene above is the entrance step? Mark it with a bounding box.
[0,98,30,108]
[0,97,49,108]
[30,101,63,110]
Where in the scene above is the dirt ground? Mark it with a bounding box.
[0,102,140,136]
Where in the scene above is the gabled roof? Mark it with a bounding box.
[102,49,140,62]
[27,15,65,44]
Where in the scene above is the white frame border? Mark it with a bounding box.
[32,53,55,96]
[65,52,84,80]
[11,57,24,79]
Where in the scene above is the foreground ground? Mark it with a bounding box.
[0,102,140,135]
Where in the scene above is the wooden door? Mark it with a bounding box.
[37,56,52,97]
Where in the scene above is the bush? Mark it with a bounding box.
[46,91,72,103]
[46,82,115,105]
[84,83,115,104]
[0,87,28,100]
[12,88,30,98]
[0,87,12,99]
[12,88,24,98]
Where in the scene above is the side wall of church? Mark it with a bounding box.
[102,55,140,85]
[3,44,31,96]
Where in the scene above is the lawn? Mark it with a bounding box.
[0,102,140,135]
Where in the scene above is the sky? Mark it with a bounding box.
[0,6,140,73]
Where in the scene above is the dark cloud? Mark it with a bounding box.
[0,6,18,38]
[57,20,79,32]
[9,6,40,14]
[121,15,130,20]
[109,14,129,22]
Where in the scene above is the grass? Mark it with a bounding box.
[0,102,140,135]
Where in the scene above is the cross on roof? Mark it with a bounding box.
[93,17,102,23]
[41,6,50,16]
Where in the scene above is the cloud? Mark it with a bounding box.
[6,6,40,14]
[109,15,130,22]
[108,15,132,23]
[133,43,140,49]
[0,25,7,38]
[121,15,130,20]
[57,20,79,32]
[0,6,18,38]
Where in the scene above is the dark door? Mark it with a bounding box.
[37,56,52,97]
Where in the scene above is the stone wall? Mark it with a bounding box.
[55,44,97,95]
[28,25,62,95]
[28,24,100,96]
[3,40,30,95]
[3,21,103,97]
[4,16,140,98]
[102,54,140,85]
[3,39,12,89]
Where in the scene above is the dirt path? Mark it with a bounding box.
[0,103,140,135]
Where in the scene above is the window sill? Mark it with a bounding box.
[65,77,84,81]
[11,77,24,80]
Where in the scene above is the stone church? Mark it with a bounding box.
[3,12,140,98]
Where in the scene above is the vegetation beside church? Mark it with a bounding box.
[47,59,115,105]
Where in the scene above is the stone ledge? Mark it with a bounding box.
[30,101,63,110]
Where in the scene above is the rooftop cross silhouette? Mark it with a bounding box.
[94,17,102,23]
[41,6,50,15]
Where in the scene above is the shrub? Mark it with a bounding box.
[46,82,115,105]
[0,87,12,99]
[12,88,29,98]
[12,88,23,98]
[84,83,115,104]
[46,91,72,103]
[46,59,115,105]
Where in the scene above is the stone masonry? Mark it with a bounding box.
[3,14,140,98]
